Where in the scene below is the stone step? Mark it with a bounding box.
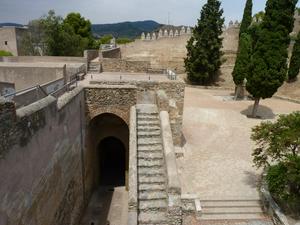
[138,211,168,224]
[201,200,262,208]
[200,213,267,221]
[138,130,161,137]
[138,145,163,151]
[138,120,160,126]
[139,191,167,200]
[138,167,165,176]
[139,175,165,184]
[136,104,158,114]
[202,206,264,215]
[137,115,158,121]
[139,199,168,211]
[138,126,161,132]
[138,152,164,160]
[138,137,162,145]
[139,183,166,191]
[138,159,163,167]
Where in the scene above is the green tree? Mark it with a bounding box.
[251,112,300,214]
[232,0,253,98]
[246,0,297,117]
[232,33,252,98]
[40,10,91,56]
[253,11,265,23]
[239,0,253,36]
[63,12,94,48]
[288,31,300,81]
[184,0,224,85]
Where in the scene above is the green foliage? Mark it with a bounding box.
[266,156,300,215]
[239,0,253,36]
[253,11,265,23]
[63,12,94,48]
[252,112,300,216]
[232,34,252,85]
[100,35,113,44]
[116,38,133,45]
[0,50,13,56]
[246,0,297,100]
[185,0,224,85]
[288,31,300,81]
[92,20,161,39]
[251,112,300,168]
[24,10,95,56]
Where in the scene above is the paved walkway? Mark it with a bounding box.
[80,186,128,225]
[177,88,300,200]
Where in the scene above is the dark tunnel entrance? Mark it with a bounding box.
[98,136,126,186]
[80,113,129,225]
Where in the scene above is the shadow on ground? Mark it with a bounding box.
[240,105,276,119]
[243,171,260,189]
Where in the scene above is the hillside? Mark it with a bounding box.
[0,23,24,27]
[92,20,161,39]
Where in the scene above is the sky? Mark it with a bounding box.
[0,0,299,26]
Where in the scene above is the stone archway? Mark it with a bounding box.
[87,113,129,189]
[81,113,129,225]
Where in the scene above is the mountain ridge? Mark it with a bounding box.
[92,20,162,39]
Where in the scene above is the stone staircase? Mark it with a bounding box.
[199,199,268,221]
[88,61,100,73]
[136,104,169,225]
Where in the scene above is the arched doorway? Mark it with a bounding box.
[98,136,126,186]
[88,113,129,188]
[81,113,129,225]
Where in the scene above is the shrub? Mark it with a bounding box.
[0,50,13,56]
[252,112,300,217]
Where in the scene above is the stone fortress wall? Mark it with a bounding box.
[0,75,185,225]
[118,21,240,77]
[0,27,28,56]
[141,26,192,41]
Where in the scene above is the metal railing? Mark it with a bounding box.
[3,78,78,108]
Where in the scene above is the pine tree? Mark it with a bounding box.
[246,0,297,117]
[232,33,252,98]
[288,31,300,81]
[239,0,253,36]
[184,0,224,85]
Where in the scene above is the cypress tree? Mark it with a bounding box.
[288,31,300,81]
[232,33,252,98]
[246,0,297,117]
[239,0,253,36]
[232,0,253,99]
[184,0,224,85]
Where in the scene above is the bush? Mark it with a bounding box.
[266,156,300,217]
[252,112,300,218]
[0,50,13,56]
[116,38,133,45]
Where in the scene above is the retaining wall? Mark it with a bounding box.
[0,87,89,225]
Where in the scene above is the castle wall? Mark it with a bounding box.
[0,56,86,64]
[101,58,150,73]
[0,87,88,225]
[0,62,86,91]
[101,47,121,58]
[0,27,18,56]
[0,63,64,91]
[88,80,185,146]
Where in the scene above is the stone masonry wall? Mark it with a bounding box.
[101,58,150,73]
[85,85,138,124]
[0,87,88,225]
[89,80,185,146]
